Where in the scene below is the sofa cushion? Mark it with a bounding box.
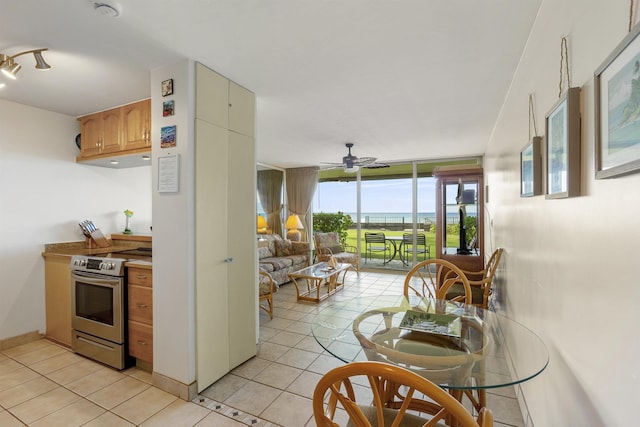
[260,256,293,270]
[258,247,273,260]
[284,254,307,266]
[274,239,294,257]
[259,263,275,273]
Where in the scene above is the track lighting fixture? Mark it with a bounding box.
[0,48,51,80]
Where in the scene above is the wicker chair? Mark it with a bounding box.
[313,232,360,275]
[313,361,493,427]
[404,258,472,304]
[444,248,504,309]
[258,271,275,319]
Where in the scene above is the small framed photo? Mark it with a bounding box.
[595,22,640,178]
[163,100,175,117]
[520,136,543,197]
[161,125,177,148]
[161,78,174,97]
[545,87,581,199]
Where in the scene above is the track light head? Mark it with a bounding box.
[0,48,51,81]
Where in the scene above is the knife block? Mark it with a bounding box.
[86,229,112,248]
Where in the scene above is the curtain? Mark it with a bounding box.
[257,169,283,236]
[286,166,319,242]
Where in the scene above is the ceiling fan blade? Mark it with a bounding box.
[362,162,390,169]
[354,157,377,166]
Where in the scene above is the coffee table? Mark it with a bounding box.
[288,262,350,303]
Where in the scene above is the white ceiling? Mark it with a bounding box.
[2,0,541,168]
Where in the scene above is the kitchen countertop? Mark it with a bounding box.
[42,234,152,266]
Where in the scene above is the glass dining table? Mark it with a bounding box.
[312,295,548,397]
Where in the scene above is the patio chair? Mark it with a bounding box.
[364,231,390,264]
[313,232,360,275]
[445,248,504,309]
[313,361,493,427]
[401,232,430,263]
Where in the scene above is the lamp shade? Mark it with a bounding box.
[285,214,304,241]
[256,215,268,233]
[285,214,303,230]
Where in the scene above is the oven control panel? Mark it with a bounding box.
[70,255,126,276]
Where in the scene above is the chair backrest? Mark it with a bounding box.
[314,232,341,252]
[365,231,386,243]
[484,248,504,282]
[313,361,492,427]
[403,232,426,245]
[404,259,472,304]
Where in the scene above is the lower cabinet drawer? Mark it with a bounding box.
[128,320,153,363]
[128,285,152,324]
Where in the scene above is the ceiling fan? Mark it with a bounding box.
[321,143,389,173]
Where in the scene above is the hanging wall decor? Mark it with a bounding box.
[521,137,543,197]
[545,87,581,199]
[595,21,640,178]
[161,125,177,148]
[161,78,174,97]
[521,94,543,197]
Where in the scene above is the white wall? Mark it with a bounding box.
[150,59,196,385]
[485,1,638,426]
[0,99,152,340]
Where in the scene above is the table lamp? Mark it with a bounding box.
[256,215,269,234]
[285,214,304,241]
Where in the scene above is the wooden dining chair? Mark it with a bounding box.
[444,248,504,309]
[258,271,275,319]
[403,258,472,304]
[313,361,494,427]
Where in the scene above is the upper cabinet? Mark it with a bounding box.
[229,81,255,138]
[121,100,151,151]
[195,66,255,138]
[79,109,121,157]
[77,99,151,166]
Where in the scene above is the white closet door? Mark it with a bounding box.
[195,118,230,391]
[227,130,257,366]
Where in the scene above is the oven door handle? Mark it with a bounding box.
[71,272,120,286]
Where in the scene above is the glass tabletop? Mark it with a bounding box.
[312,295,548,390]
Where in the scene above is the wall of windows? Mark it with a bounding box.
[313,158,481,270]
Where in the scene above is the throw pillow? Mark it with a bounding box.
[258,247,273,259]
[275,239,294,257]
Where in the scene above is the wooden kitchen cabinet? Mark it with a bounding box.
[44,255,72,347]
[79,108,122,157]
[121,99,151,151]
[77,99,150,161]
[127,265,153,364]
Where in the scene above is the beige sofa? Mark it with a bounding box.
[258,234,310,287]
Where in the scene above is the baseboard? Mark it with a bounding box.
[152,371,198,401]
[0,331,43,351]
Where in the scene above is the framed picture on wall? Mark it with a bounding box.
[520,136,543,197]
[545,87,581,199]
[161,78,174,97]
[595,22,640,178]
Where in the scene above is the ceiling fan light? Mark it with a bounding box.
[1,62,21,79]
[344,165,360,173]
[33,51,51,70]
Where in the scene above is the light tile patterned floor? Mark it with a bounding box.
[0,269,524,426]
